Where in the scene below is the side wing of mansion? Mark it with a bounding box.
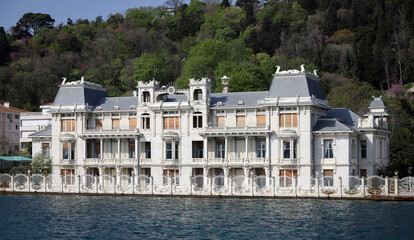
[30,66,389,188]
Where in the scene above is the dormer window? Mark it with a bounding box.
[193,89,203,101]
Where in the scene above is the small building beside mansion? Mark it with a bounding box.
[30,66,389,189]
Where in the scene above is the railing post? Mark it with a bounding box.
[339,177,342,198]
[61,175,64,193]
[189,176,192,195]
[28,170,31,193]
[210,176,213,195]
[170,176,173,195]
[394,176,399,197]
[44,175,47,193]
[151,176,154,195]
[251,175,254,196]
[272,176,275,196]
[293,177,297,197]
[316,178,320,197]
[114,176,117,194]
[230,176,233,196]
[385,177,389,196]
[132,174,135,195]
[361,177,366,197]
[78,175,81,194]
[95,175,99,194]
[11,175,14,192]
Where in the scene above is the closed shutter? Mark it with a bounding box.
[95,119,103,129]
[217,116,225,128]
[112,119,120,129]
[285,114,292,127]
[163,118,168,129]
[257,115,266,127]
[174,117,179,129]
[324,170,334,177]
[292,113,298,127]
[129,118,137,129]
[236,116,245,127]
[279,114,285,127]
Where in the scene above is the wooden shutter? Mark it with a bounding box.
[279,114,285,127]
[163,118,168,129]
[112,119,120,129]
[324,170,334,177]
[95,119,103,129]
[174,117,179,129]
[285,114,292,127]
[217,116,225,128]
[61,120,65,131]
[129,141,135,152]
[257,115,266,127]
[292,170,298,177]
[168,117,174,129]
[256,169,265,176]
[292,113,298,127]
[42,143,49,148]
[129,118,137,129]
[237,116,245,127]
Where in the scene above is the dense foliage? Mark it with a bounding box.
[0,0,413,176]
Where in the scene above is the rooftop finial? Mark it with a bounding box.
[61,77,66,85]
[81,76,85,84]
[313,70,318,77]
[300,64,305,73]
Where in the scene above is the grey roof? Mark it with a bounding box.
[369,98,387,109]
[312,117,354,132]
[29,125,52,137]
[267,75,325,100]
[164,94,188,102]
[53,86,108,107]
[210,91,268,107]
[327,108,360,128]
[94,96,138,111]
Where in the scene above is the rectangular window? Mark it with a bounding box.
[95,119,103,130]
[15,115,19,119]
[166,142,173,159]
[293,139,297,159]
[61,119,75,132]
[175,141,179,159]
[193,114,203,128]
[95,141,101,158]
[361,140,367,158]
[141,115,150,129]
[360,169,367,178]
[192,141,203,158]
[236,116,245,128]
[216,140,225,158]
[112,119,120,129]
[279,113,298,128]
[145,142,151,158]
[217,116,225,128]
[62,142,69,159]
[257,115,266,127]
[42,143,50,157]
[283,140,290,159]
[129,141,135,158]
[163,117,179,129]
[352,139,356,158]
[256,140,266,158]
[129,118,137,129]
[7,114,12,120]
[323,169,334,186]
[324,139,334,158]
[6,124,12,131]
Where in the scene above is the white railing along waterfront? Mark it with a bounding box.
[1,173,414,198]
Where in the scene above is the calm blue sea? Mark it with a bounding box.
[0,195,413,239]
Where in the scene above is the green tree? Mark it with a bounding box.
[0,27,11,66]
[30,152,52,175]
[12,12,55,38]
[133,53,166,85]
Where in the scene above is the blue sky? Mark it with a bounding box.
[0,0,186,31]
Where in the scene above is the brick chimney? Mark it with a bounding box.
[221,76,229,93]
[4,102,10,108]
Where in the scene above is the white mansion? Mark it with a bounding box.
[30,65,389,190]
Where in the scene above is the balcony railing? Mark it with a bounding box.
[228,158,245,164]
[280,158,298,165]
[162,159,180,165]
[86,125,138,131]
[140,158,151,164]
[61,159,75,165]
[192,158,204,163]
[85,158,99,164]
[120,158,135,164]
[208,122,268,130]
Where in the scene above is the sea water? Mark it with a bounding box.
[0,195,413,239]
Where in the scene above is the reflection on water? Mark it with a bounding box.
[0,195,413,239]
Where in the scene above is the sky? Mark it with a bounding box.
[0,0,183,31]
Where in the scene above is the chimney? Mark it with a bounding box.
[221,76,229,93]
[4,102,10,108]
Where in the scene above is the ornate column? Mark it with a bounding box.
[244,167,250,189]
[82,166,87,189]
[116,166,121,190]
[133,165,139,187]
[135,137,139,161]
[224,137,228,160]
[265,166,270,186]
[98,166,104,188]
[223,167,229,190]
[117,138,121,162]
[203,137,208,161]
[100,139,104,162]
[266,135,270,160]
[203,167,209,189]
[245,136,249,162]
[83,138,87,162]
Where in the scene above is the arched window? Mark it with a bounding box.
[193,89,203,101]
[193,112,202,129]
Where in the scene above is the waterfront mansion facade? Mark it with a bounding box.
[30,65,389,189]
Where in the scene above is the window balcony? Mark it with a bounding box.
[86,125,138,131]
[250,157,268,164]
[84,158,99,165]
[120,158,135,164]
[322,158,336,165]
[102,158,117,164]
[192,158,205,164]
[280,158,298,165]
[140,158,151,164]
[162,158,181,166]
[61,159,75,165]
[228,158,245,164]
[209,158,226,164]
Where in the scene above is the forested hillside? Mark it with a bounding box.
[0,0,413,176]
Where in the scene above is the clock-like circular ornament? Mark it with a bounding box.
[167,86,175,95]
